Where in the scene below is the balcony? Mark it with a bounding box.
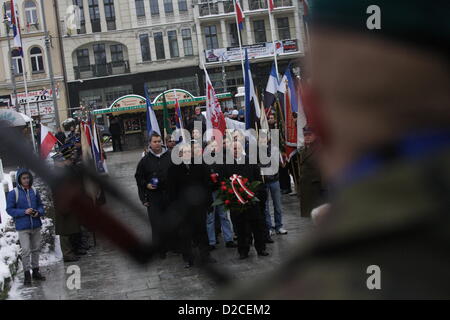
[249,0,267,10]
[74,60,130,79]
[199,0,218,16]
[274,0,292,8]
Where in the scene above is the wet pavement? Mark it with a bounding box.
[10,150,313,300]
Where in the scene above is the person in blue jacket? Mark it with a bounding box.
[6,168,46,285]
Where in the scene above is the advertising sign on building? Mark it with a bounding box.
[204,40,298,63]
[15,88,59,105]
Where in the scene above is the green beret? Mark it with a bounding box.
[309,0,449,56]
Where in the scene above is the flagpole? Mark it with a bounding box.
[3,4,18,112]
[22,59,37,154]
[13,0,37,153]
[233,0,245,81]
[268,2,280,81]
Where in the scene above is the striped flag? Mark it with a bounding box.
[10,0,23,56]
[90,121,107,174]
[174,95,187,142]
[144,83,161,136]
[235,0,245,30]
[244,49,261,130]
[40,125,57,159]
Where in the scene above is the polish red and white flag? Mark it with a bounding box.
[40,125,57,159]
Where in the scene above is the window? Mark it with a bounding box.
[12,49,23,75]
[4,2,11,20]
[24,0,38,25]
[73,0,86,34]
[104,0,116,30]
[76,49,90,68]
[277,17,290,40]
[150,0,159,15]
[223,0,234,13]
[249,0,267,10]
[199,0,218,16]
[154,32,165,60]
[110,44,123,63]
[204,25,218,50]
[135,0,146,17]
[88,0,101,32]
[253,20,266,43]
[178,0,187,12]
[168,30,179,58]
[163,0,173,13]
[93,44,106,65]
[229,23,239,47]
[274,0,292,8]
[30,47,44,72]
[181,29,193,56]
[139,34,151,61]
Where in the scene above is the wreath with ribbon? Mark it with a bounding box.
[211,174,261,212]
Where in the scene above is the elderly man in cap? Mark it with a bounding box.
[228,0,450,299]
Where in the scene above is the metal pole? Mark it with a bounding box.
[3,8,18,112]
[268,7,280,81]
[233,0,245,81]
[22,62,37,154]
[40,0,60,128]
[221,56,227,93]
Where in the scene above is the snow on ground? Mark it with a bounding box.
[1,168,61,299]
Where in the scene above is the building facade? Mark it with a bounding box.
[196,0,306,95]
[57,0,306,116]
[0,0,70,128]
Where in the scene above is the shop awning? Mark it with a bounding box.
[92,90,233,116]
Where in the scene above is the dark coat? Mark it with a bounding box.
[135,149,172,204]
[109,119,122,137]
[297,144,326,217]
[52,166,81,236]
[167,162,213,213]
[55,132,66,146]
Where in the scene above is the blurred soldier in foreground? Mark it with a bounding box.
[296,127,326,217]
[227,0,450,299]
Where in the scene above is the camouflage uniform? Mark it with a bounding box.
[225,145,450,299]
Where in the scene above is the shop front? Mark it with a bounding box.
[92,89,232,150]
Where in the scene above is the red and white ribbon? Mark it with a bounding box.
[229,174,255,204]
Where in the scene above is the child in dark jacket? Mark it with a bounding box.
[6,168,46,285]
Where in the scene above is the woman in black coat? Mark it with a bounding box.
[167,144,215,268]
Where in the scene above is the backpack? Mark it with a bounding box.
[14,186,37,205]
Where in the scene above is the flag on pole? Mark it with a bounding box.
[204,66,227,140]
[162,93,172,138]
[302,0,310,16]
[296,78,308,148]
[144,83,161,136]
[283,76,298,161]
[40,125,57,159]
[235,0,245,30]
[173,95,187,142]
[90,121,107,173]
[267,0,274,13]
[244,50,261,130]
[80,121,99,200]
[264,63,279,108]
[10,0,23,56]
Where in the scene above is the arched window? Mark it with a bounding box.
[30,47,44,72]
[12,49,23,75]
[24,0,38,25]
